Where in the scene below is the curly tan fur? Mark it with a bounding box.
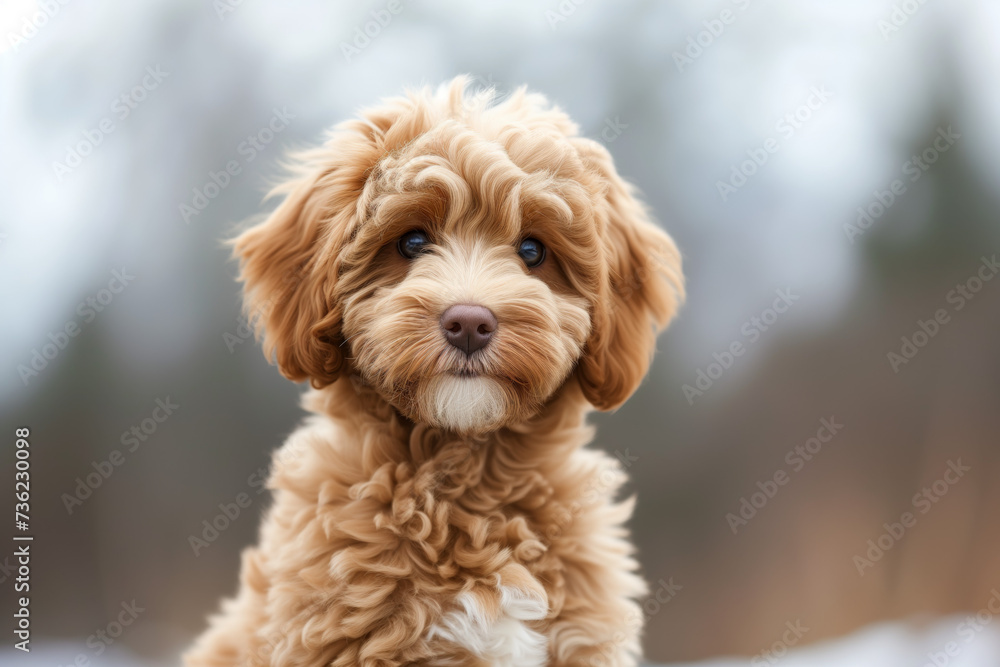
[185,77,684,667]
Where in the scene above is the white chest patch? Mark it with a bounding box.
[428,585,549,667]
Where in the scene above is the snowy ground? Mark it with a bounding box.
[3,617,997,666]
[667,616,1000,667]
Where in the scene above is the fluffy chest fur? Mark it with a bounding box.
[228,382,645,667]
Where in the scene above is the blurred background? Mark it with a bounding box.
[1,0,999,665]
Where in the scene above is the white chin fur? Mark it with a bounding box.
[425,375,506,432]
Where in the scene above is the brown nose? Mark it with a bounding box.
[440,304,497,355]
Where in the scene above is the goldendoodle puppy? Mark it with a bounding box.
[185,76,684,667]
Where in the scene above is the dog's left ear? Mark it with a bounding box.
[574,141,685,411]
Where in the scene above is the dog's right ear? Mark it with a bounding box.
[572,140,685,411]
[231,153,359,388]
[231,81,456,386]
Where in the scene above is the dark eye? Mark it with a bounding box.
[397,230,430,259]
[517,238,546,268]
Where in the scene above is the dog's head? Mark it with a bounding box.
[234,77,683,433]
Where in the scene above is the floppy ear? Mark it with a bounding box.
[574,142,685,410]
[231,84,448,387]
[231,161,355,388]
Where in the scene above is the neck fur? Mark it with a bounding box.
[296,377,595,508]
